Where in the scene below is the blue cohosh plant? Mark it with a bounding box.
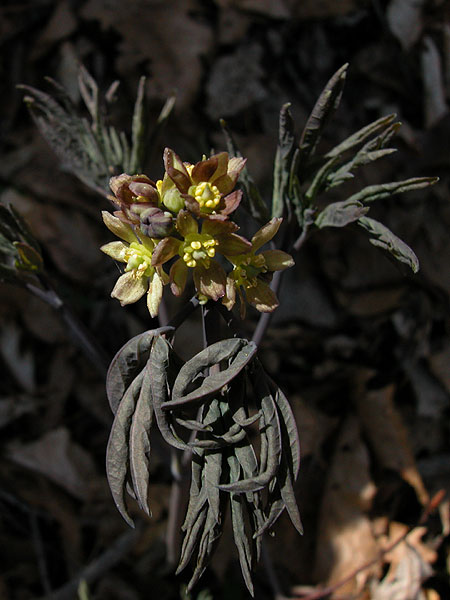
[3,64,437,596]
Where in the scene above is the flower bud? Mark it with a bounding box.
[162,186,186,213]
[135,206,174,238]
[110,174,159,207]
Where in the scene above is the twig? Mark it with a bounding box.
[292,490,445,600]
[38,528,139,600]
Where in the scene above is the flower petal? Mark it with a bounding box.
[261,249,295,271]
[193,260,226,301]
[216,233,252,256]
[183,194,201,217]
[251,217,282,251]
[202,219,238,236]
[221,190,242,215]
[191,153,226,184]
[170,259,188,296]
[151,236,180,266]
[100,240,128,262]
[222,276,236,311]
[214,157,246,195]
[245,279,279,312]
[147,272,164,317]
[176,209,198,237]
[102,211,137,244]
[163,148,191,193]
[111,272,148,305]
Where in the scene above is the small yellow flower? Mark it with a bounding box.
[223,218,294,317]
[151,210,252,302]
[100,212,167,317]
[162,148,246,219]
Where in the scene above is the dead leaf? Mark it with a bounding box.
[372,524,437,600]
[313,416,379,597]
[355,381,429,506]
[8,427,97,500]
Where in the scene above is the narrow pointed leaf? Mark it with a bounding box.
[129,366,154,515]
[298,64,348,169]
[167,339,257,408]
[315,198,369,229]
[106,370,145,527]
[325,113,398,158]
[106,326,173,414]
[358,216,420,273]
[347,177,438,205]
[228,454,254,596]
[149,336,190,450]
[220,376,281,493]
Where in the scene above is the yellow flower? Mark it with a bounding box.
[100,212,167,317]
[151,210,252,302]
[162,148,246,219]
[223,218,294,317]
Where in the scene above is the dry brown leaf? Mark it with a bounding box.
[313,416,379,597]
[8,427,97,500]
[371,524,437,600]
[355,381,429,506]
[81,0,214,109]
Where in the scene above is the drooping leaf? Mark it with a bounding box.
[298,64,348,170]
[129,366,154,515]
[177,497,208,574]
[358,216,420,273]
[202,400,223,523]
[106,369,145,528]
[228,454,254,596]
[271,382,301,479]
[315,198,369,229]
[167,339,256,408]
[186,503,224,592]
[254,483,284,537]
[220,374,281,493]
[106,326,173,414]
[149,336,190,450]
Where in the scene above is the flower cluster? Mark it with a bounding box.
[101,148,294,317]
